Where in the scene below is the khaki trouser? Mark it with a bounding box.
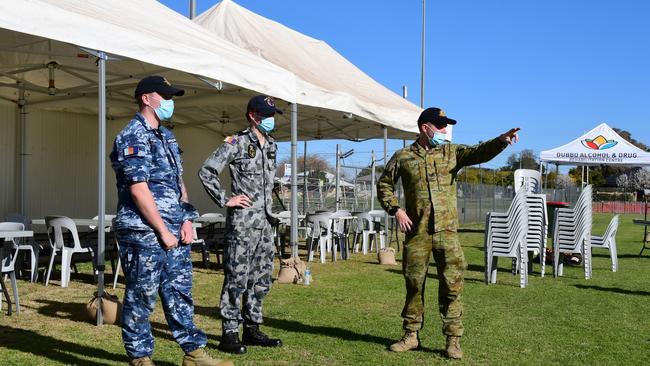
[401,230,466,336]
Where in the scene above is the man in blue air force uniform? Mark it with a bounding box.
[110,75,232,366]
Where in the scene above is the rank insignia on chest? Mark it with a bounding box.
[248,144,257,158]
[223,136,237,145]
[267,150,276,160]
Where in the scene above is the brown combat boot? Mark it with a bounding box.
[446,336,463,360]
[182,348,234,366]
[130,356,155,366]
[389,330,420,352]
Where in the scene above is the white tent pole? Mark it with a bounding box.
[290,103,299,258]
[96,50,107,326]
[383,127,389,233]
[18,82,27,216]
[371,150,376,211]
[302,140,307,214]
[335,144,341,211]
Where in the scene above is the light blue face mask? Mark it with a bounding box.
[154,99,174,121]
[430,131,447,146]
[258,116,275,134]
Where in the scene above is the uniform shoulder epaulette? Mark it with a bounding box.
[223,135,238,145]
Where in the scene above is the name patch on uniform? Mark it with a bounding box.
[267,150,276,160]
[248,144,257,158]
[224,136,238,145]
[123,146,140,157]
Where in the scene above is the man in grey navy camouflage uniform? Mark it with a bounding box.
[111,76,232,366]
[199,95,283,354]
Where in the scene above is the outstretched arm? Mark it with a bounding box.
[456,127,521,169]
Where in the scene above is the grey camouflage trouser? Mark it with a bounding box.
[220,220,275,332]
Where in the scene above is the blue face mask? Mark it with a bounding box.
[154,99,174,121]
[258,116,275,134]
[430,131,447,146]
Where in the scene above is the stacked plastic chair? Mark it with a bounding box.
[590,214,619,272]
[513,169,548,277]
[514,169,542,195]
[484,188,530,288]
[552,185,593,279]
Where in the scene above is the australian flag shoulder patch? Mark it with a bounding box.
[224,136,238,145]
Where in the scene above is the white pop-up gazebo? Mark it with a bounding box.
[540,123,650,166]
[540,123,650,183]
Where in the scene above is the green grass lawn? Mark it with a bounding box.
[2,213,650,365]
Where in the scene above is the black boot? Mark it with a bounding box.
[218,330,247,354]
[242,324,283,347]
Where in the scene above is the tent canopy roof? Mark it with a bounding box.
[0,0,416,140]
[540,123,650,166]
[195,0,421,139]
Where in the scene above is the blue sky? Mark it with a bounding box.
[160,0,650,173]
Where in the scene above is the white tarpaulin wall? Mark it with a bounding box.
[540,123,650,166]
[194,0,424,140]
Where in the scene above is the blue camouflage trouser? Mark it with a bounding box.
[117,230,207,358]
[220,221,275,332]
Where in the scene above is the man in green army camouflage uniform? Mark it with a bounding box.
[199,95,283,354]
[377,107,520,360]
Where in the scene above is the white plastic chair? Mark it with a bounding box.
[272,211,292,256]
[484,189,530,288]
[88,215,121,287]
[306,212,333,263]
[1,224,22,313]
[198,213,226,265]
[590,214,619,272]
[552,185,593,279]
[352,211,386,255]
[45,216,95,287]
[1,220,39,283]
[514,169,542,194]
[330,210,352,260]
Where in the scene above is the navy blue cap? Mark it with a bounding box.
[417,107,457,127]
[134,76,184,98]
[247,95,283,116]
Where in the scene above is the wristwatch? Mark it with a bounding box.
[388,206,400,216]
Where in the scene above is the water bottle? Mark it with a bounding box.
[303,266,311,286]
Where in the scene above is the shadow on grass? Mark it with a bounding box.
[191,261,220,272]
[592,253,648,259]
[458,228,485,233]
[263,316,394,346]
[30,299,176,341]
[0,325,155,366]
[194,304,220,320]
[574,284,650,296]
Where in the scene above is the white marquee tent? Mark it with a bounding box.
[194,0,422,139]
[1,0,421,322]
[195,0,427,256]
[540,123,650,166]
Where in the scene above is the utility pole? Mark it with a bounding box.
[420,0,426,107]
[189,0,196,19]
